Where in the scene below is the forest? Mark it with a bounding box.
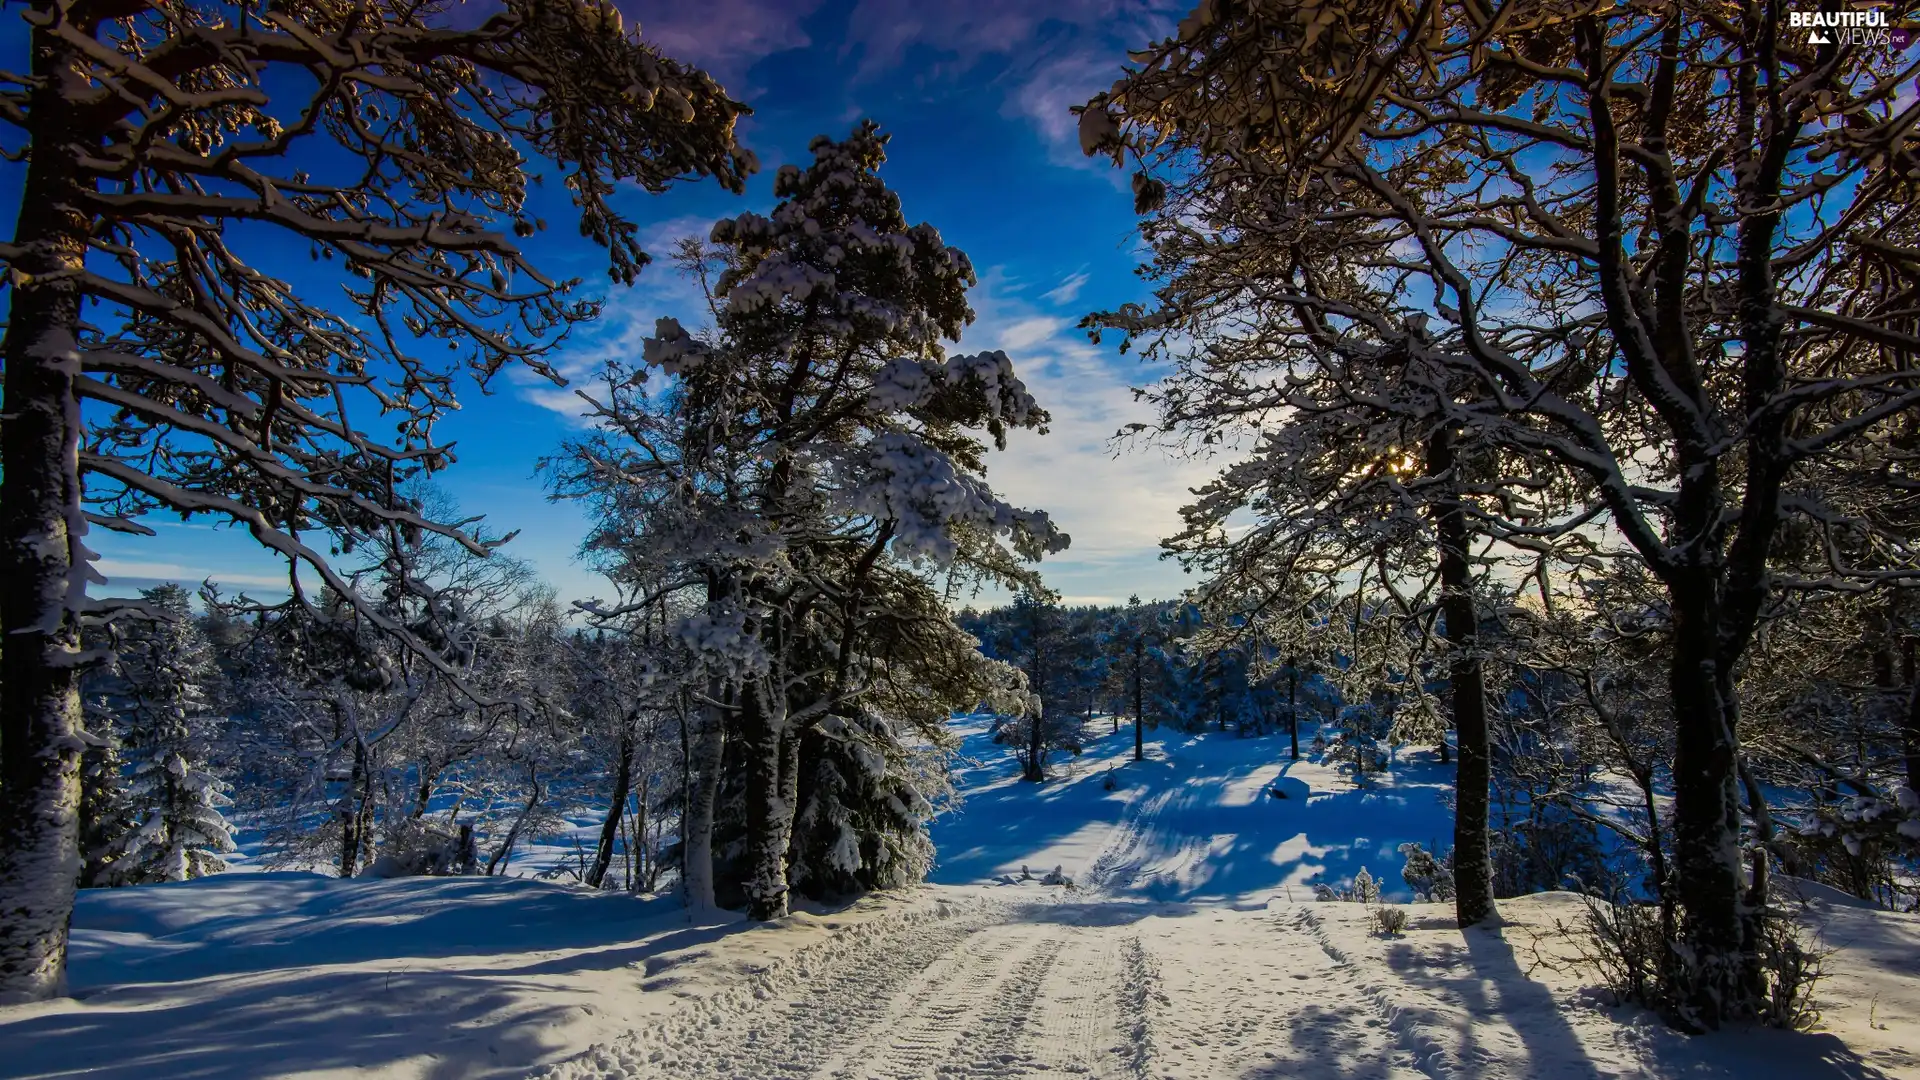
[1,0,1919,1074]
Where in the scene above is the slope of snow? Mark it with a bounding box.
[932,714,1454,904]
[4,719,1916,1080]
[0,873,956,1079]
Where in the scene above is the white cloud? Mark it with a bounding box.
[622,0,827,91]
[507,242,717,427]
[639,213,724,255]
[94,558,291,591]
[839,0,1180,167]
[1043,270,1090,306]
[959,269,1221,600]
[998,315,1071,352]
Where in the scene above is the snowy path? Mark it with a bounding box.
[542,899,1148,1080]
[536,895,1470,1080]
[542,890,1918,1080]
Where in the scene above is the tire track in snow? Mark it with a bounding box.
[1016,927,1127,1078]
[818,921,1055,1080]
[931,927,1067,1079]
[1115,934,1160,1080]
[540,900,996,1080]
[1086,788,1177,894]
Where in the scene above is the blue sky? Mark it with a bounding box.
[27,0,1223,610]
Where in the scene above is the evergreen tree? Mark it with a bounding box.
[113,586,236,883]
[75,700,135,889]
[554,123,1064,918]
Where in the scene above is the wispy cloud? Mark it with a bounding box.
[508,228,719,427]
[95,558,291,591]
[958,269,1218,600]
[1043,270,1090,306]
[840,0,1179,165]
[621,0,828,92]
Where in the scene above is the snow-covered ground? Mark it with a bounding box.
[931,714,1455,904]
[4,720,1917,1079]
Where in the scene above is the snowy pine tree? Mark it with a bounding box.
[557,121,1065,919]
[75,700,135,889]
[1352,866,1380,905]
[111,586,236,883]
[1398,843,1455,904]
[784,711,939,899]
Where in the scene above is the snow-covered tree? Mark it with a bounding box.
[977,590,1090,781]
[110,586,235,883]
[1398,843,1455,904]
[75,700,135,889]
[0,0,754,1000]
[222,505,576,881]
[553,122,1066,919]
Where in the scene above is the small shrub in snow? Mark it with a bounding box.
[1352,866,1380,904]
[1372,905,1409,937]
[1557,897,1829,1033]
[1784,786,1920,909]
[1314,867,1382,903]
[1398,842,1456,902]
[361,820,477,878]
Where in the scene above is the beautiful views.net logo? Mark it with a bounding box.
[1787,5,1916,48]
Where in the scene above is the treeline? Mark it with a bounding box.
[957,594,1339,776]
[73,556,955,911]
[963,583,1920,915]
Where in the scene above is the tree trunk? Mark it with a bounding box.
[454,823,476,875]
[412,767,435,820]
[1025,610,1047,781]
[682,681,726,911]
[739,680,793,920]
[486,770,545,876]
[1216,656,1227,732]
[1668,578,1756,1027]
[339,738,371,879]
[586,718,635,890]
[779,724,802,832]
[1287,659,1299,762]
[1428,428,1494,930]
[1133,638,1145,763]
[635,771,653,892]
[1904,640,1920,797]
[0,46,95,1002]
[1027,707,1045,781]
